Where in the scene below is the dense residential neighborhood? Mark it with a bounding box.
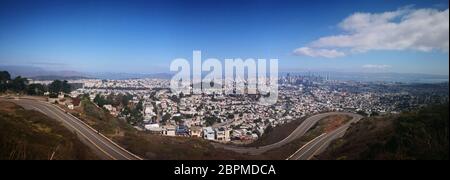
[27,73,449,144]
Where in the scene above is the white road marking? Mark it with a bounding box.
[41,105,117,160]
[286,133,326,160]
[41,104,132,160]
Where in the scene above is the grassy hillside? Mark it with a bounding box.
[0,101,98,160]
[246,117,306,147]
[259,115,352,159]
[318,103,449,160]
[115,132,259,160]
[73,99,128,137]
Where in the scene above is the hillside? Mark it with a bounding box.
[245,117,306,147]
[30,75,93,81]
[317,103,449,160]
[0,101,98,160]
[256,115,352,159]
[248,115,351,147]
[68,99,260,160]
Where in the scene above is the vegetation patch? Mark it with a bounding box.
[246,117,306,147]
[0,101,98,160]
[317,103,449,160]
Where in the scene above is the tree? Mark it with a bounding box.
[173,116,182,124]
[370,111,380,116]
[94,94,108,107]
[48,93,58,98]
[48,80,62,94]
[162,113,171,122]
[0,71,11,92]
[253,118,262,123]
[121,106,131,116]
[0,83,5,93]
[10,76,28,92]
[0,71,10,83]
[81,93,90,100]
[179,92,184,98]
[205,116,219,126]
[135,100,143,112]
[107,94,120,107]
[27,84,46,96]
[357,110,368,117]
[48,80,72,94]
[121,93,133,106]
[264,125,273,135]
[170,95,180,103]
[62,80,71,94]
[129,107,143,125]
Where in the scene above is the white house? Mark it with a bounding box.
[58,93,65,100]
[144,105,155,116]
[144,123,160,131]
[190,126,203,138]
[215,127,231,142]
[48,98,58,104]
[67,103,74,110]
[203,127,215,140]
[103,104,113,111]
[89,94,96,101]
[162,125,176,136]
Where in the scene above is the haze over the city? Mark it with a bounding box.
[0,0,449,76]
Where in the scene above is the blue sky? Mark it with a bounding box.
[0,0,448,75]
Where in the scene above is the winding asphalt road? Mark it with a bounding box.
[0,97,142,160]
[213,112,362,157]
[286,113,362,160]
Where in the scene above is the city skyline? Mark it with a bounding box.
[0,0,449,75]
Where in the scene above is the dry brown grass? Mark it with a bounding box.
[0,100,98,160]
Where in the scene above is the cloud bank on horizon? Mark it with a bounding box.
[362,64,392,70]
[293,6,449,58]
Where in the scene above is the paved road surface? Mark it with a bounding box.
[286,114,362,160]
[1,97,142,160]
[213,112,362,156]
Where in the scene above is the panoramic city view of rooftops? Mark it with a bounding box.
[0,0,448,163]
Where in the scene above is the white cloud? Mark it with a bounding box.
[293,47,345,58]
[294,7,449,58]
[362,64,392,69]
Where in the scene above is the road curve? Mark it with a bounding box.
[1,97,142,160]
[287,114,361,160]
[213,112,362,156]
